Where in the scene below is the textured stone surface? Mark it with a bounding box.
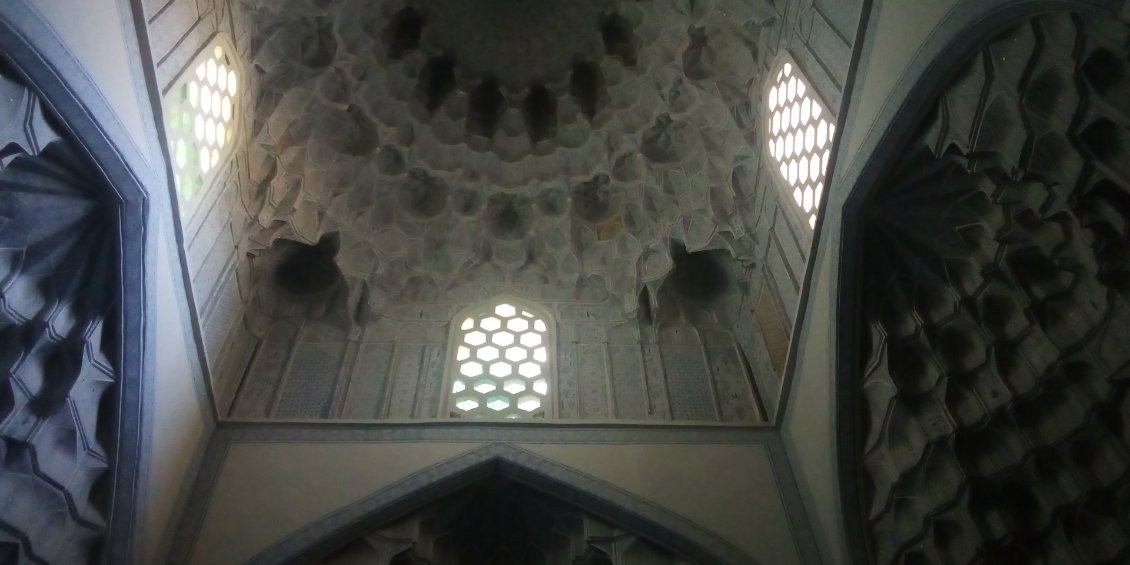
[0,65,119,564]
[856,13,1130,565]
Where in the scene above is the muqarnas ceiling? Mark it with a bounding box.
[855,12,1130,565]
[0,64,120,564]
[241,0,774,315]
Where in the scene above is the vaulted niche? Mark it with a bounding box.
[635,241,772,422]
[312,478,695,565]
[847,12,1130,565]
[216,0,829,424]
[0,59,127,563]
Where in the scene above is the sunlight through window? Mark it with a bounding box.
[447,300,554,418]
[164,36,240,202]
[767,59,835,230]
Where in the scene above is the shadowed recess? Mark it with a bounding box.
[272,233,343,295]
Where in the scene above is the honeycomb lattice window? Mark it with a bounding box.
[163,35,240,202]
[766,59,835,229]
[445,299,555,419]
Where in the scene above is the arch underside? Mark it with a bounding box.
[0,45,136,565]
[848,9,1130,565]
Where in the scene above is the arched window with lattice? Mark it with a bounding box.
[443,297,557,419]
[765,56,836,230]
[162,34,241,203]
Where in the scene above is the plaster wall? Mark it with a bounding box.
[147,221,214,564]
[189,441,483,564]
[839,0,957,168]
[182,437,805,564]
[23,0,161,167]
[753,0,864,558]
[779,242,843,564]
[522,443,801,564]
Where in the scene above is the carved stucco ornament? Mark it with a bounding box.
[0,65,119,564]
[239,0,774,319]
[854,13,1130,565]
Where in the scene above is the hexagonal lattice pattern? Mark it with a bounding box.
[164,38,239,202]
[767,61,833,229]
[449,302,552,418]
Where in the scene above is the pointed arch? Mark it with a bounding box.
[246,443,759,565]
[835,2,1130,564]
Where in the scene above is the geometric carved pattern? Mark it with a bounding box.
[857,13,1130,564]
[447,300,553,419]
[163,35,240,202]
[241,0,773,316]
[766,59,834,229]
[0,64,119,563]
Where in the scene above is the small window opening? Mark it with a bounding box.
[766,59,835,229]
[446,299,555,419]
[164,35,241,202]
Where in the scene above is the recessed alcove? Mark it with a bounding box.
[849,12,1130,565]
[0,0,892,561]
[201,0,815,426]
[271,234,344,297]
[130,0,826,463]
[311,478,693,564]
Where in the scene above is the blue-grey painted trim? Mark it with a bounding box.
[244,443,759,565]
[218,420,778,444]
[771,1,874,564]
[774,0,870,427]
[0,2,162,562]
[766,435,824,565]
[830,2,1128,564]
[165,429,233,565]
[132,5,221,422]
[125,0,221,557]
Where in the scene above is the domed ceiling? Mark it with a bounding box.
[242,0,775,314]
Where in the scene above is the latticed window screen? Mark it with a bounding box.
[766,59,835,229]
[445,300,555,418]
[163,35,240,202]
